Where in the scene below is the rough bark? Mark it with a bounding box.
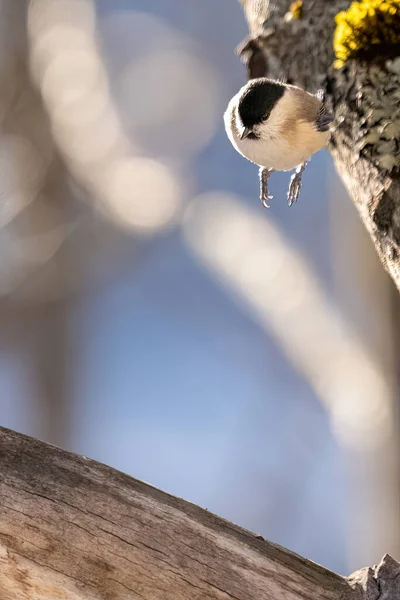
[0,427,399,599]
[238,0,400,292]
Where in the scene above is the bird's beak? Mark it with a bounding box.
[240,127,252,140]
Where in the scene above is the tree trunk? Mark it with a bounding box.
[238,0,400,292]
[0,427,399,599]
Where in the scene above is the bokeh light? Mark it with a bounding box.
[98,157,182,232]
[117,49,222,157]
[184,193,393,451]
[28,0,186,235]
[0,135,46,227]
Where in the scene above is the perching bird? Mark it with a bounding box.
[224,78,333,207]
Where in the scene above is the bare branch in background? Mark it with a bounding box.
[238,0,400,292]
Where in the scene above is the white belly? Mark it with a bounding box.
[232,127,329,171]
[234,137,307,170]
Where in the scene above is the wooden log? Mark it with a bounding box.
[0,427,399,599]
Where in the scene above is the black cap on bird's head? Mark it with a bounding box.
[238,78,285,139]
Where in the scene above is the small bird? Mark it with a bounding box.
[224,78,333,207]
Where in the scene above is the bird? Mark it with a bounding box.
[224,77,334,207]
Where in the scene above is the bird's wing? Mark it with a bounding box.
[290,88,333,132]
[315,89,334,132]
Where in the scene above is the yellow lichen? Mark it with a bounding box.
[333,0,400,68]
[289,0,303,20]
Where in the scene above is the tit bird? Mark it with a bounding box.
[224,78,333,207]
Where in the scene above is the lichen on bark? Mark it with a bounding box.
[238,0,400,291]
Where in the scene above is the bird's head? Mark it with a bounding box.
[237,78,285,139]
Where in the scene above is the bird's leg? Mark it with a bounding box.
[259,167,274,208]
[287,161,307,206]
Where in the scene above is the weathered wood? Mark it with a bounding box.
[238,0,400,292]
[0,427,396,600]
[347,555,400,600]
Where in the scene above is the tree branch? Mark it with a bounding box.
[0,427,399,599]
[238,0,400,292]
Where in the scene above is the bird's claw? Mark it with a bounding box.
[287,161,307,207]
[261,196,272,209]
[287,175,301,206]
[259,167,274,209]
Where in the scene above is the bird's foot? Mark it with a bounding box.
[259,167,274,208]
[287,161,307,206]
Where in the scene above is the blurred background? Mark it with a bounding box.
[1,0,399,577]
